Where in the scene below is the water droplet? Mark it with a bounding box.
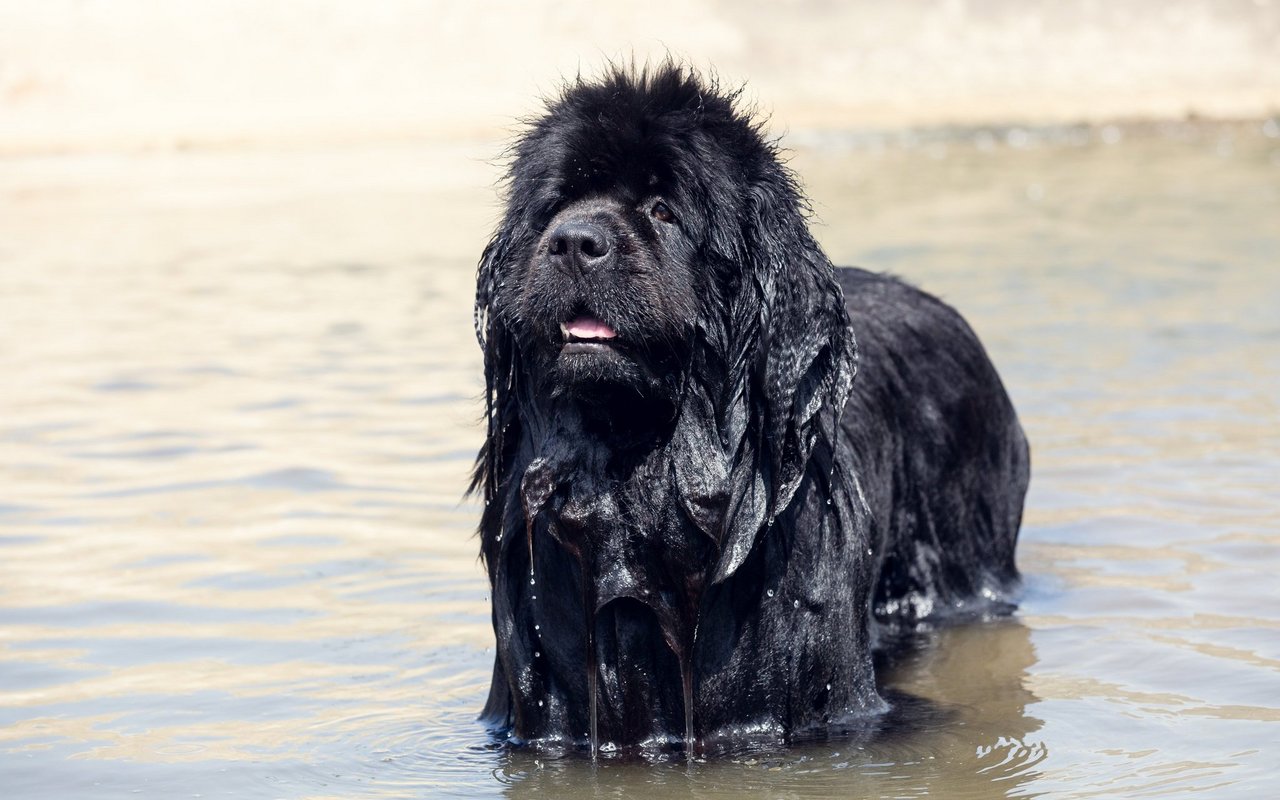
[793,599,801,609]
[766,589,775,598]
[537,700,544,707]
[530,577,536,585]
[826,683,832,691]
[534,651,541,657]
[826,498,832,506]
[531,595,537,600]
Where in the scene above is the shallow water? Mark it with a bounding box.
[2,122,1278,798]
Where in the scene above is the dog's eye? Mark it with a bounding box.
[650,201,676,224]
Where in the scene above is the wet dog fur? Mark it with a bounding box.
[471,63,1029,752]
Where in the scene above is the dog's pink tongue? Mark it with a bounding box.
[565,317,617,340]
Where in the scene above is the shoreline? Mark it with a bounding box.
[2,115,1276,160]
[3,0,1277,158]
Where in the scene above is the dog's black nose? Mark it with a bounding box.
[547,221,610,269]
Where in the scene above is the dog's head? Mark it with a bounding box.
[479,66,749,405]
[475,61,857,578]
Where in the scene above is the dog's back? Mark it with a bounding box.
[837,267,1030,623]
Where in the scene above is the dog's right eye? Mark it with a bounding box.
[650,202,676,224]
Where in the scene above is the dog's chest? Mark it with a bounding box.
[537,463,709,611]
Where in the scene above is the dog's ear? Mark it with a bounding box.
[707,167,858,583]
[470,226,524,540]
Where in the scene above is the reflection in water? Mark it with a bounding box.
[1,121,1278,797]
[496,620,1044,799]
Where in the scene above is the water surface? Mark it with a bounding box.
[2,122,1278,797]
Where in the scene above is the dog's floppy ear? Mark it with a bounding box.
[708,165,858,583]
[470,225,525,537]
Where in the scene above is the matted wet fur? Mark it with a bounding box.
[471,62,1029,753]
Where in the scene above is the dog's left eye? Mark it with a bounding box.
[650,201,676,224]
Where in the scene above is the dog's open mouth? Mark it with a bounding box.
[559,315,618,353]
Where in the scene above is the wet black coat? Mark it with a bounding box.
[471,64,1029,751]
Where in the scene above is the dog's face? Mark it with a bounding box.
[518,188,698,397]
[482,73,761,411]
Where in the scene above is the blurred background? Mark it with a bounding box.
[3,0,1279,151]
[2,3,1279,799]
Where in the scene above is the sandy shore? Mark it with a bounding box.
[2,0,1278,155]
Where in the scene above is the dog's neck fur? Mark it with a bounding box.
[510,388,717,747]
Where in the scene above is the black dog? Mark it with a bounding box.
[471,63,1029,752]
